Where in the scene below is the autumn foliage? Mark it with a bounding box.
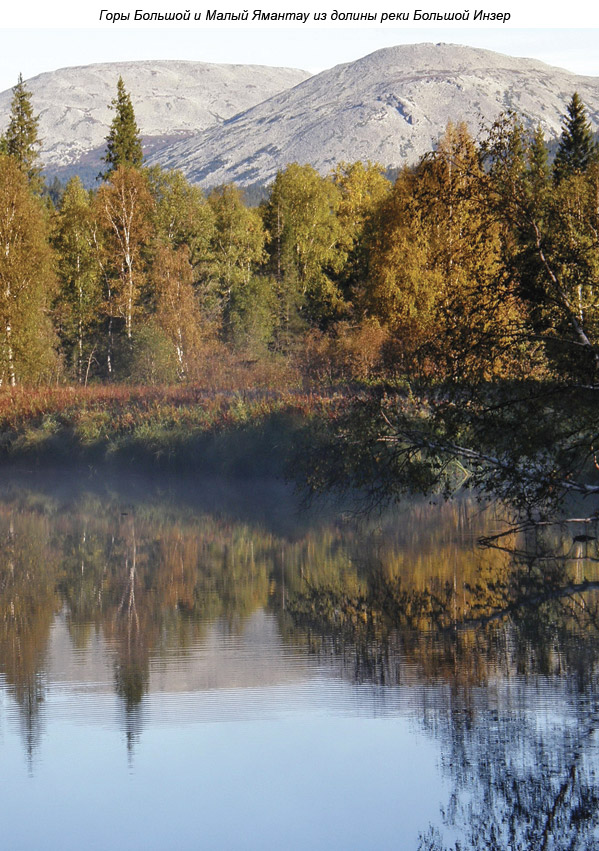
[0,77,598,403]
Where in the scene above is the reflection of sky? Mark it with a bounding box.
[3,603,597,849]
[1,694,446,850]
[1,28,599,95]
[19,610,455,720]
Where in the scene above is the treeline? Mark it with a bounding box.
[1,74,598,387]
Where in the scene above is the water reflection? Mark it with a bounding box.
[0,468,598,849]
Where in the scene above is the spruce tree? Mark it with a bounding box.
[553,93,596,182]
[528,126,550,184]
[526,125,551,210]
[4,73,42,186]
[100,77,143,179]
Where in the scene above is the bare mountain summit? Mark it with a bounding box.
[2,44,598,190]
[148,43,599,186]
[0,60,311,178]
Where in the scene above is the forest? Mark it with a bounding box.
[1,74,599,515]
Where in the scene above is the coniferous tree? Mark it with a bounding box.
[484,112,599,380]
[527,125,550,201]
[553,93,596,182]
[100,77,143,179]
[4,74,42,187]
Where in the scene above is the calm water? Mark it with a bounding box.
[1,468,598,850]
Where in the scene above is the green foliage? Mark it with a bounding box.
[100,77,143,179]
[128,320,180,385]
[0,155,59,386]
[147,166,214,270]
[292,119,599,518]
[263,163,347,326]
[332,160,391,295]
[227,273,277,354]
[486,112,599,381]
[3,83,599,526]
[43,175,66,208]
[52,176,102,382]
[204,183,266,330]
[4,74,42,189]
[553,93,597,183]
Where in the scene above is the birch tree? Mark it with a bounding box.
[53,176,102,382]
[94,166,154,358]
[0,155,56,385]
[151,243,202,379]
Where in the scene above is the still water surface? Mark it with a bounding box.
[0,468,598,850]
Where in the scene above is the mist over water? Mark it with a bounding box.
[0,468,598,850]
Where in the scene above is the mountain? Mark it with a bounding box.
[147,43,599,187]
[0,60,311,182]
[2,44,599,190]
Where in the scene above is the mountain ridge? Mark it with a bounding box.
[149,43,599,186]
[0,59,311,177]
[1,43,599,188]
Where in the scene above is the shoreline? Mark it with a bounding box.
[0,385,337,477]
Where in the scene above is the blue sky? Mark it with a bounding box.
[1,24,599,94]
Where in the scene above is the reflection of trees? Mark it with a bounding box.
[4,489,599,697]
[284,512,599,679]
[0,508,60,766]
[107,514,150,756]
[279,512,599,851]
[1,479,599,845]
[417,529,599,850]
[418,673,599,851]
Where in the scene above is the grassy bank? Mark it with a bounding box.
[0,385,338,477]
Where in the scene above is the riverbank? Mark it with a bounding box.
[0,385,337,477]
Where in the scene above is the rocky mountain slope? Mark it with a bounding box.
[2,44,598,189]
[149,43,599,186]
[0,60,311,178]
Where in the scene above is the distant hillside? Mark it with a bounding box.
[148,43,599,186]
[0,60,311,183]
[3,45,599,190]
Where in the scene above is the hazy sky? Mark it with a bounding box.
[1,25,598,94]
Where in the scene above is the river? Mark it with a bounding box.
[0,467,598,850]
